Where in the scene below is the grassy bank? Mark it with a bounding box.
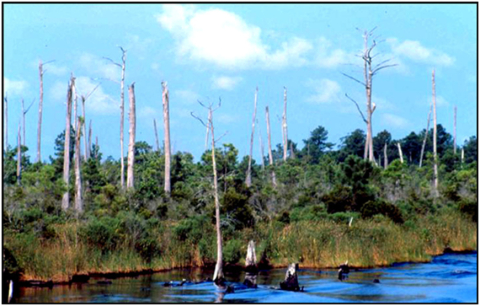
[4,208,476,283]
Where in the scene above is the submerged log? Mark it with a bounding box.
[280,263,303,291]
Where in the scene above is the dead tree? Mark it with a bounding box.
[191,99,226,285]
[62,76,74,211]
[265,106,277,187]
[126,82,136,189]
[162,82,171,194]
[95,136,99,159]
[282,87,288,161]
[397,142,404,164]
[280,263,302,291]
[36,60,54,163]
[246,87,258,187]
[258,124,265,170]
[74,116,84,214]
[383,142,388,169]
[16,123,21,185]
[104,47,127,188]
[4,96,7,152]
[432,70,438,196]
[88,120,92,158]
[153,119,160,152]
[343,28,396,162]
[419,104,433,168]
[244,240,258,288]
[21,98,35,147]
[453,105,457,155]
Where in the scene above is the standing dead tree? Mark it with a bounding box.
[162,82,171,194]
[17,123,21,185]
[191,99,227,285]
[4,96,8,152]
[258,122,265,170]
[246,87,258,187]
[397,142,404,164]
[343,27,396,162]
[88,120,92,158]
[21,98,35,147]
[62,76,74,211]
[153,119,160,152]
[282,87,288,161]
[79,82,100,160]
[383,142,388,169]
[37,60,55,163]
[74,115,84,214]
[104,47,127,188]
[432,69,438,196]
[419,104,433,168]
[265,106,277,187]
[126,82,136,189]
[453,105,457,155]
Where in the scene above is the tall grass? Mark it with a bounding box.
[4,208,476,281]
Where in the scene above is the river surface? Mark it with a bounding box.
[14,251,477,303]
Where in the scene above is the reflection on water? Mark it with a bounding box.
[14,251,477,303]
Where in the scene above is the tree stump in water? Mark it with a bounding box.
[280,263,302,291]
[338,261,349,281]
[244,240,258,288]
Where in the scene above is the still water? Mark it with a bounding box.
[15,252,477,303]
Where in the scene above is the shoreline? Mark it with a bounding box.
[16,247,477,288]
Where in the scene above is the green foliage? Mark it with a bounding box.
[361,199,404,224]
[223,239,243,264]
[80,216,122,251]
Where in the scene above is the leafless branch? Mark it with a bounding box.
[345,93,368,124]
[102,56,122,68]
[341,72,367,87]
[372,64,398,75]
[24,98,35,114]
[191,112,208,128]
[84,83,101,101]
[215,131,228,143]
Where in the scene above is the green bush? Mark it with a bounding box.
[458,199,478,222]
[361,199,404,224]
[80,216,122,251]
[223,239,243,264]
[323,185,352,213]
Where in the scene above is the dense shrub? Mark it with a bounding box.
[458,199,477,222]
[361,199,404,224]
[223,239,243,264]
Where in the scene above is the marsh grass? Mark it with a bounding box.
[4,208,476,281]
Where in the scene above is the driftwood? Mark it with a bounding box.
[280,263,303,291]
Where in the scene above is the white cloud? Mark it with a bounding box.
[4,78,28,96]
[382,113,410,129]
[139,106,159,119]
[306,79,342,103]
[387,38,455,67]
[212,76,242,90]
[173,89,200,105]
[45,63,68,76]
[79,53,120,81]
[50,77,117,114]
[217,113,237,124]
[156,5,311,70]
[314,37,355,68]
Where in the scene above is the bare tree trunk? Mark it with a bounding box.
[258,127,265,170]
[74,116,83,214]
[120,49,127,189]
[37,61,43,163]
[4,96,7,152]
[246,87,258,187]
[265,106,277,187]
[290,142,295,159]
[95,136,98,159]
[453,105,457,155]
[461,147,464,164]
[282,87,288,161]
[397,142,404,164]
[17,123,21,185]
[21,99,25,147]
[153,119,160,152]
[88,119,92,158]
[383,142,388,169]
[62,77,74,211]
[209,108,224,284]
[432,69,438,196]
[419,104,432,168]
[73,85,77,132]
[81,97,88,161]
[162,82,171,194]
[205,111,211,151]
[126,83,136,189]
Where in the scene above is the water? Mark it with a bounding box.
[14,252,477,303]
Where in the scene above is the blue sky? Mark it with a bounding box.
[3,3,477,163]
